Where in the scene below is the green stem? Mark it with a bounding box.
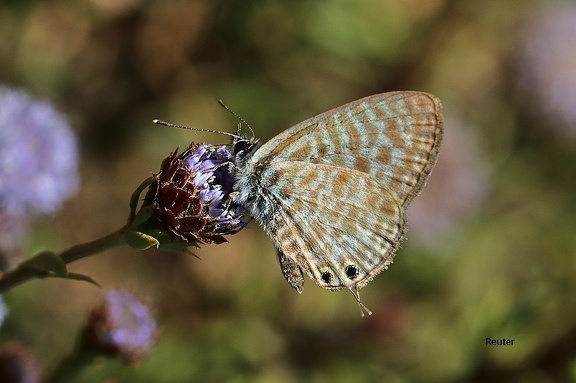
[0,267,48,295]
[44,330,105,383]
[0,177,156,294]
[59,225,127,264]
[0,225,129,294]
[44,347,98,383]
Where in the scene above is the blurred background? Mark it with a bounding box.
[1,0,576,382]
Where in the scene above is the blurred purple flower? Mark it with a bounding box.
[0,86,79,215]
[408,116,489,247]
[0,342,40,383]
[0,296,7,328]
[516,3,576,135]
[86,290,156,363]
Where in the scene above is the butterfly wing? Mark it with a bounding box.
[265,162,405,291]
[252,91,443,207]
[239,91,443,291]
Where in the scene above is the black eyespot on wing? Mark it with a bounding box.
[321,271,332,284]
[345,265,359,280]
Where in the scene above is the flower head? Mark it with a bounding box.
[86,290,156,363]
[0,86,79,215]
[146,143,245,245]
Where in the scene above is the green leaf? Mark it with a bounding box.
[64,272,101,287]
[42,271,101,287]
[128,176,155,220]
[132,204,156,226]
[125,231,160,250]
[158,242,200,256]
[20,251,67,277]
[181,248,201,259]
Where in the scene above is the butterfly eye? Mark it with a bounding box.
[233,139,251,155]
[345,265,359,280]
[320,271,332,284]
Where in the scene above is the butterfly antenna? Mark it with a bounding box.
[218,100,256,139]
[350,287,372,317]
[152,119,243,141]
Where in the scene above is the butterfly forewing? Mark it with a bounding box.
[252,92,443,207]
[235,91,443,293]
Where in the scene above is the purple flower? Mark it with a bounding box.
[86,290,156,363]
[0,342,41,383]
[0,86,79,215]
[146,143,245,245]
[408,115,489,247]
[0,296,6,328]
[516,3,576,136]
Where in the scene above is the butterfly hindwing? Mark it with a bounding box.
[276,247,305,293]
[258,162,405,290]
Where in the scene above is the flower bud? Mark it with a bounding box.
[85,290,156,363]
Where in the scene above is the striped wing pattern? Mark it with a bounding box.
[266,163,404,290]
[243,91,443,292]
[253,92,443,207]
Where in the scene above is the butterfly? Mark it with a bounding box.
[230,91,443,315]
[157,91,443,315]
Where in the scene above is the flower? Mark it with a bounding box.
[146,143,245,245]
[86,290,156,363]
[408,115,489,247]
[0,86,79,215]
[0,342,41,383]
[0,296,7,328]
[516,3,576,136]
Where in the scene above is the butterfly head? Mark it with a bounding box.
[231,134,259,159]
